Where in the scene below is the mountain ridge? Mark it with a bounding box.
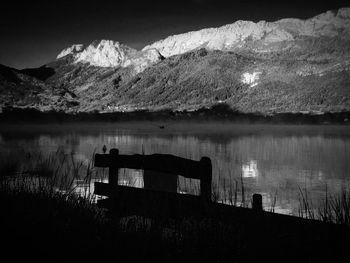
[56,40,163,73]
[1,7,349,115]
[142,7,350,58]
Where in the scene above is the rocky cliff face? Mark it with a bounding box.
[56,40,163,73]
[1,7,349,114]
[57,44,85,59]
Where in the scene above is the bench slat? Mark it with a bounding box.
[95,153,208,180]
[94,182,210,217]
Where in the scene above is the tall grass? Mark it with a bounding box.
[318,186,350,225]
[298,185,350,225]
[298,186,316,220]
[0,148,100,200]
[212,174,248,208]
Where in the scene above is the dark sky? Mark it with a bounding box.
[1,0,348,69]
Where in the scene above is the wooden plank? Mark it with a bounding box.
[95,153,206,180]
[94,182,210,217]
[143,170,177,193]
[95,182,199,201]
[94,182,112,197]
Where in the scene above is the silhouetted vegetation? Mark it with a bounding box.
[299,186,350,225]
[1,149,350,262]
[1,104,350,124]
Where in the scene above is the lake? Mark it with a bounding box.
[1,122,349,216]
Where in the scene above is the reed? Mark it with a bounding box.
[215,178,248,207]
[318,186,350,225]
[297,185,350,225]
[298,186,316,220]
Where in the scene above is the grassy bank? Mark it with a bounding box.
[1,150,350,262]
[2,178,350,262]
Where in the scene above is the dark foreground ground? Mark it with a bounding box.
[1,185,350,263]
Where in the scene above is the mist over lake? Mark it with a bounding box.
[1,121,349,215]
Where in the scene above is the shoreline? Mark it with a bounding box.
[1,182,350,262]
[1,106,350,125]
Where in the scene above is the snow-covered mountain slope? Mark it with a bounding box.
[143,8,350,58]
[57,40,163,73]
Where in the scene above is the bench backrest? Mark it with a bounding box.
[94,148,212,202]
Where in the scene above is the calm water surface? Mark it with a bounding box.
[1,122,349,216]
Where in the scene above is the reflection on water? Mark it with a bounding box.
[242,160,259,178]
[119,169,143,188]
[1,123,350,216]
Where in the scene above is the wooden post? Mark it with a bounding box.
[252,193,263,211]
[109,148,119,186]
[200,157,212,203]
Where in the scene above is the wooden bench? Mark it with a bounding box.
[94,148,213,218]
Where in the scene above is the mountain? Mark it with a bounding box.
[143,8,350,57]
[56,40,163,73]
[104,47,349,113]
[1,7,350,114]
[0,64,78,112]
